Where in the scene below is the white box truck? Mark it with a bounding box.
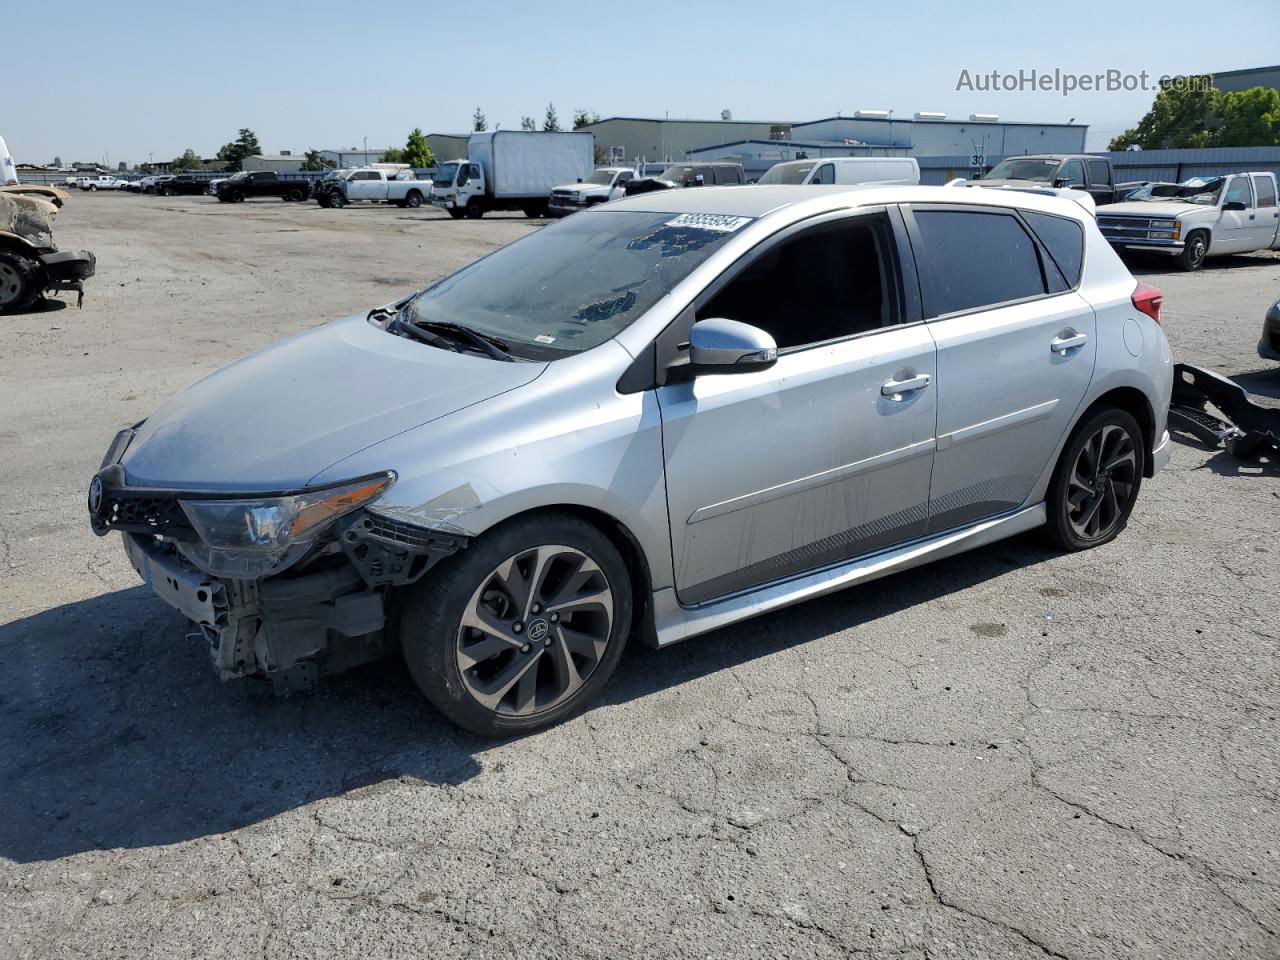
[431,131,594,219]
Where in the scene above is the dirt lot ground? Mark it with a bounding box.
[2,191,1279,960]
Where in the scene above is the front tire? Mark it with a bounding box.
[0,251,42,314]
[400,513,633,737]
[1175,231,1208,271]
[328,192,345,209]
[465,198,483,219]
[1044,406,1145,551]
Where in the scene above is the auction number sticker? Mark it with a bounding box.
[664,214,752,233]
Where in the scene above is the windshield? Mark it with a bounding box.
[985,158,1061,182]
[403,210,750,360]
[1124,177,1225,205]
[758,162,817,185]
[435,162,461,186]
[659,165,698,184]
[228,172,248,181]
[586,170,616,185]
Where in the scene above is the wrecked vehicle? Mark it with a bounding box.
[0,194,95,312]
[1097,173,1280,271]
[1,135,69,208]
[89,185,1172,736]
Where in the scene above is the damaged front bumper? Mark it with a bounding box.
[90,443,468,693]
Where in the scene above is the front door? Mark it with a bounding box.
[657,210,937,605]
[905,204,1097,531]
[1217,176,1257,253]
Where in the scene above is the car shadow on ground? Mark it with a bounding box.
[0,533,1057,864]
[1128,252,1280,276]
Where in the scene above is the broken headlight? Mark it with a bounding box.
[179,473,395,554]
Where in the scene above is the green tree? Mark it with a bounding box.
[1108,77,1219,150]
[216,128,263,172]
[381,147,405,163]
[472,107,487,132]
[520,116,537,131]
[170,148,201,171]
[1215,87,1280,147]
[403,128,436,168]
[1109,79,1280,150]
[543,103,560,132]
[300,149,335,171]
[572,108,600,130]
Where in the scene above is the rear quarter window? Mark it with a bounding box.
[913,209,1047,316]
[1022,210,1084,287]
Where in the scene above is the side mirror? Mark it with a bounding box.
[1224,200,1248,211]
[689,318,777,374]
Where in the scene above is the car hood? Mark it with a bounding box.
[120,314,546,490]
[1100,200,1208,218]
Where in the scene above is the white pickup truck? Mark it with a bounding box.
[547,167,636,216]
[1097,172,1280,270]
[313,167,433,209]
[78,176,126,191]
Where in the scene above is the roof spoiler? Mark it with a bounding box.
[944,178,1097,217]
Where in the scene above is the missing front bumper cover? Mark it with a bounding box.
[120,512,467,694]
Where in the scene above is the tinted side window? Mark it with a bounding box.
[699,215,899,350]
[1023,211,1084,287]
[715,167,742,185]
[1057,159,1085,186]
[1253,176,1276,208]
[1086,159,1111,185]
[812,163,835,185]
[914,210,1047,316]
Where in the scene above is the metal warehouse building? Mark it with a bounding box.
[580,117,792,164]
[1210,64,1280,94]
[582,113,1088,168]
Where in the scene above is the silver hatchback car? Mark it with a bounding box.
[89,185,1173,735]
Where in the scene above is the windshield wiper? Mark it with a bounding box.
[409,319,515,361]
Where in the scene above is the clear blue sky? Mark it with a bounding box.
[10,0,1279,165]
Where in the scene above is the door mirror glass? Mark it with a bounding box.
[689,318,777,373]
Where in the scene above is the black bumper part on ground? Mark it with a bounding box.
[1169,362,1279,459]
[39,249,96,306]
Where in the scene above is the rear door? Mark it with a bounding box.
[904,203,1096,531]
[1250,175,1279,248]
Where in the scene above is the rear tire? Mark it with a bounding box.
[0,251,42,314]
[405,190,423,208]
[400,512,633,737]
[1044,406,1145,551]
[287,188,305,202]
[1175,231,1208,271]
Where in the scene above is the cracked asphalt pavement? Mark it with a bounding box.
[2,193,1278,959]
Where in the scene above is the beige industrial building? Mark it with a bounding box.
[241,153,306,173]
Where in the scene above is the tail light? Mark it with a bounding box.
[1132,282,1163,325]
